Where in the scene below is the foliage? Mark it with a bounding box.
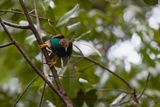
[0,0,160,107]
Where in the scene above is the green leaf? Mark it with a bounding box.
[153,30,160,45]
[61,72,81,98]
[73,89,85,107]
[67,22,81,32]
[45,87,65,107]
[85,89,97,107]
[56,4,80,27]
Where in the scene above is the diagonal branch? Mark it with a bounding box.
[34,0,41,34]
[0,42,14,48]
[138,72,150,99]
[39,82,46,107]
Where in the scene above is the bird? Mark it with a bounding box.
[40,34,72,67]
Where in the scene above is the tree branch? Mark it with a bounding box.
[0,18,65,106]
[2,19,29,29]
[0,42,14,48]
[138,72,150,99]
[18,0,73,106]
[34,0,41,34]
[39,83,46,107]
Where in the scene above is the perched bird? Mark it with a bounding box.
[40,34,72,67]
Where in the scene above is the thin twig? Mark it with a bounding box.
[34,4,47,107]
[2,19,29,29]
[39,83,46,107]
[138,72,150,99]
[0,42,14,48]
[97,88,129,94]
[12,76,39,107]
[49,74,76,78]
[73,44,84,57]
[34,0,41,34]
[0,9,54,23]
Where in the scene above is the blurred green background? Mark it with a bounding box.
[0,0,160,107]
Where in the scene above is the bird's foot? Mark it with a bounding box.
[40,43,53,55]
[47,60,57,68]
[39,43,49,49]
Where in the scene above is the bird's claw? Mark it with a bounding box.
[47,61,57,68]
[40,43,53,56]
[39,43,49,49]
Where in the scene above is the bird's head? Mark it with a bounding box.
[59,38,70,48]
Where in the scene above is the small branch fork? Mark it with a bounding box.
[0,42,14,48]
